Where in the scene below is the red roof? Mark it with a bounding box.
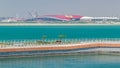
[45,15,83,21]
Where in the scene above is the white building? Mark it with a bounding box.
[80,16,120,22]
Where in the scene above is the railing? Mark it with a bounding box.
[0,38,120,48]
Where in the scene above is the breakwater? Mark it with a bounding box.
[0,39,120,57]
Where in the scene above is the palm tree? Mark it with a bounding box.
[42,35,47,40]
[42,35,47,39]
[58,34,66,39]
[42,35,47,43]
[57,34,66,43]
[36,35,47,44]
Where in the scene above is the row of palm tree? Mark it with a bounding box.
[42,34,67,40]
[0,34,67,46]
[37,34,67,44]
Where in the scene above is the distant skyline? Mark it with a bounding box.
[0,0,120,17]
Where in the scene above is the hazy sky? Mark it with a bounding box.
[0,0,120,17]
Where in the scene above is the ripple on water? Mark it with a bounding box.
[0,55,120,68]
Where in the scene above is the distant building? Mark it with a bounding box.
[25,15,120,23]
[0,17,13,21]
[80,16,119,22]
[25,15,83,22]
[1,15,119,23]
[1,18,24,22]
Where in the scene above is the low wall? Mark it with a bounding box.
[0,43,120,57]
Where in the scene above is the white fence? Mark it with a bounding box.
[0,38,120,48]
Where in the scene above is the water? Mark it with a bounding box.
[0,25,120,68]
[0,55,120,68]
[0,25,120,40]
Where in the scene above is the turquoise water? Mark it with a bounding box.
[0,25,120,40]
[1,55,120,68]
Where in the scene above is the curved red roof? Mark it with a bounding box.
[45,15,83,21]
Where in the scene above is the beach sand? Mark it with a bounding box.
[0,23,119,26]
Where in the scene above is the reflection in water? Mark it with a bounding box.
[0,55,120,68]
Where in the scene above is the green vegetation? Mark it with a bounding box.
[42,35,47,39]
[58,34,66,39]
[0,34,69,46]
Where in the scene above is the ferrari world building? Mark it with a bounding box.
[25,15,119,22]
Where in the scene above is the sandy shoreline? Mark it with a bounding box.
[0,23,119,26]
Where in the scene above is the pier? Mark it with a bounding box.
[0,38,120,48]
[0,38,120,57]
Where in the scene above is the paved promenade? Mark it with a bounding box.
[0,43,120,52]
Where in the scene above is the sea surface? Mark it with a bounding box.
[1,55,120,68]
[0,25,120,40]
[0,25,120,68]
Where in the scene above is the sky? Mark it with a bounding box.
[0,0,120,17]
